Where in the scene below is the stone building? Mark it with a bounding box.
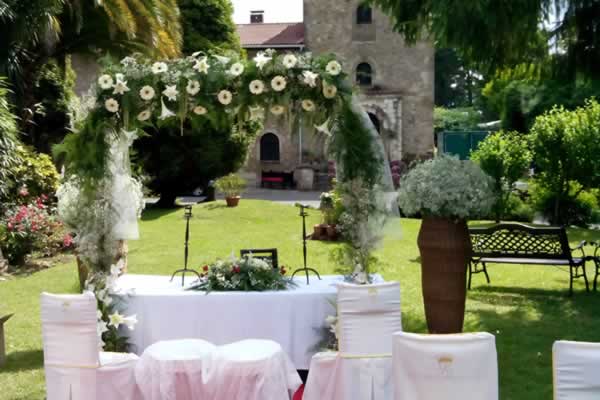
[235,0,434,188]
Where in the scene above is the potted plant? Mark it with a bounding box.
[398,156,494,333]
[215,174,247,207]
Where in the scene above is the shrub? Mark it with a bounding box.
[529,99,600,224]
[471,130,531,222]
[214,174,247,197]
[434,106,484,133]
[504,194,535,223]
[530,182,599,227]
[12,146,60,203]
[398,155,495,220]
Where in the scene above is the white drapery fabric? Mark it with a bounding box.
[553,340,600,399]
[115,274,366,369]
[134,338,301,400]
[304,281,402,400]
[40,292,139,400]
[392,331,498,400]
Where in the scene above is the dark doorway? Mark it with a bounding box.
[260,133,280,161]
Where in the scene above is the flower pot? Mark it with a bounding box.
[225,196,240,207]
[417,217,472,333]
[326,224,338,241]
[313,224,327,240]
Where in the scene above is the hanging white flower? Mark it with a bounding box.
[110,262,123,277]
[98,74,114,90]
[229,62,245,77]
[282,54,298,69]
[108,312,125,329]
[214,55,231,65]
[249,80,265,95]
[315,118,332,136]
[139,86,155,101]
[194,58,210,74]
[123,314,138,331]
[302,70,319,87]
[302,99,316,112]
[323,83,338,99]
[162,85,179,102]
[326,60,342,76]
[271,75,287,92]
[253,52,272,70]
[97,319,109,336]
[105,98,119,113]
[193,105,207,115]
[217,90,233,105]
[270,105,285,116]
[151,62,168,74]
[112,79,130,96]
[159,98,176,120]
[186,80,201,96]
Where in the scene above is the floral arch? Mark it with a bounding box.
[55,50,397,349]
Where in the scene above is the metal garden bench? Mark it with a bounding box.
[468,223,589,295]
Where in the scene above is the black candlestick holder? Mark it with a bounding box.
[291,203,321,284]
[170,205,201,286]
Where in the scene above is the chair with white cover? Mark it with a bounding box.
[40,292,139,400]
[304,281,402,400]
[553,340,600,399]
[392,331,498,400]
[208,338,302,400]
[135,338,217,400]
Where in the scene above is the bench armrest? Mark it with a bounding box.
[571,241,587,258]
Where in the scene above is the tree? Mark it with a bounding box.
[179,0,241,55]
[529,99,600,224]
[435,48,485,108]
[369,0,598,79]
[0,77,21,216]
[471,131,532,222]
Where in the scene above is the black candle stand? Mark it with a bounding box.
[291,203,321,284]
[170,205,201,286]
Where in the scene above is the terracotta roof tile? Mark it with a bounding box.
[236,23,305,47]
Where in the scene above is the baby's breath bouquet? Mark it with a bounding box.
[189,255,295,292]
[398,155,495,220]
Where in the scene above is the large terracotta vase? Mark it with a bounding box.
[417,217,472,333]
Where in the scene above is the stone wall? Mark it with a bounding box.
[303,0,434,159]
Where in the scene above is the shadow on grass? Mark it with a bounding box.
[141,206,180,221]
[202,203,228,211]
[0,350,43,374]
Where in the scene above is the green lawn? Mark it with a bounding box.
[1,199,599,400]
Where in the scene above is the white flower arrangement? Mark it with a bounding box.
[398,155,495,220]
[193,58,210,74]
[151,62,168,74]
[98,74,114,90]
[217,90,233,105]
[249,80,265,95]
[302,70,319,87]
[271,75,287,92]
[139,86,155,101]
[105,98,119,113]
[253,52,272,70]
[112,79,130,96]
[229,62,244,77]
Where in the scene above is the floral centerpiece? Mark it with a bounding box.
[189,255,295,292]
[398,155,494,333]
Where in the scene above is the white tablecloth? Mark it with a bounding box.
[115,274,353,370]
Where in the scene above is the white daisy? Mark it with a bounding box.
[186,80,201,96]
[162,85,179,102]
[108,312,125,329]
[193,105,207,115]
[249,80,265,95]
[323,83,338,99]
[282,54,298,69]
[229,62,244,77]
[271,75,287,92]
[112,79,130,95]
[151,62,168,74]
[302,99,316,112]
[98,74,114,90]
[105,98,119,113]
[137,110,152,122]
[253,52,272,70]
[193,58,210,74]
[139,85,155,101]
[217,90,233,105]
[270,105,285,116]
[302,71,319,87]
[326,60,342,76]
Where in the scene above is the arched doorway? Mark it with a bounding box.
[367,112,381,133]
[260,132,280,162]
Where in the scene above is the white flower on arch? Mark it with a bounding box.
[151,62,168,74]
[186,80,201,96]
[270,105,285,116]
[194,58,210,74]
[229,62,244,77]
[283,54,298,69]
[105,98,119,113]
[271,76,287,92]
[98,75,114,90]
[302,99,316,112]
[139,86,155,101]
[112,79,130,96]
[218,90,233,105]
[323,83,338,99]
[302,71,319,87]
[253,52,272,70]
[249,80,265,95]
[163,85,179,102]
[326,60,342,76]
[159,98,176,120]
[193,105,207,115]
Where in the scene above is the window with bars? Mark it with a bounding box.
[356,5,373,24]
[251,11,264,24]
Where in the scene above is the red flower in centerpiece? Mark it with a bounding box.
[232,265,241,274]
[202,265,209,272]
[280,266,287,275]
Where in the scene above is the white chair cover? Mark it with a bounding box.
[40,292,139,400]
[209,339,302,400]
[392,331,498,400]
[304,282,402,400]
[553,340,600,399]
[135,339,217,400]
